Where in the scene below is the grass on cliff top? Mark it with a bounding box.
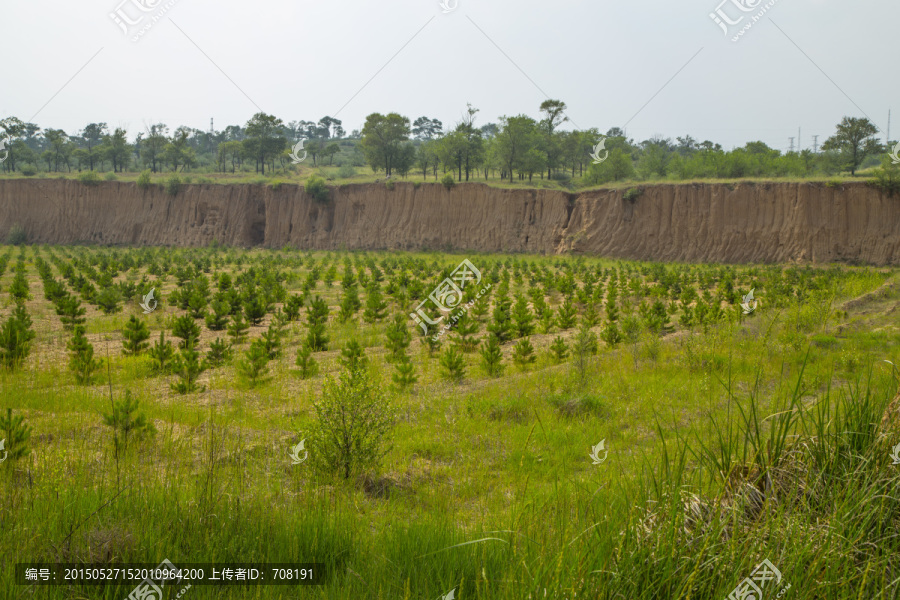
[1,246,899,599]
[0,163,875,195]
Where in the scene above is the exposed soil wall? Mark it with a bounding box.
[0,179,897,264]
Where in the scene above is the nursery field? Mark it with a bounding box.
[2,244,900,599]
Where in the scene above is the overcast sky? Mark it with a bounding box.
[1,0,895,152]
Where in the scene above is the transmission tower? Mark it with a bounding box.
[812,135,819,153]
[788,137,795,153]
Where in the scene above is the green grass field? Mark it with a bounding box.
[1,244,899,599]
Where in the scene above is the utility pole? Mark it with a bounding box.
[788,137,795,153]
[888,110,892,146]
[812,135,819,154]
[798,127,801,152]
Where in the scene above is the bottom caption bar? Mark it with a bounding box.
[16,561,325,586]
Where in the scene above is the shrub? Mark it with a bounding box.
[309,368,396,479]
[6,224,27,246]
[305,176,330,203]
[623,187,643,201]
[165,174,181,196]
[871,158,900,196]
[441,173,455,190]
[104,172,118,181]
[337,164,356,179]
[20,164,36,176]
[78,170,102,186]
[137,169,152,189]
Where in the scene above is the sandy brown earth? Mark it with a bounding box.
[0,179,897,264]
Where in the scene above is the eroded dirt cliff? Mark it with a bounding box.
[0,179,897,264]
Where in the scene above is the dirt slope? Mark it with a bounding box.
[0,179,897,264]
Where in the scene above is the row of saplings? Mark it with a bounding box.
[5,256,687,391]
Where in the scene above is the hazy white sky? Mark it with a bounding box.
[1,0,895,152]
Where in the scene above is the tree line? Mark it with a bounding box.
[1,105,894,183]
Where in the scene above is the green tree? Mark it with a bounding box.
[512,337,536,370]
[295,343,319,379]
[480,334,504,377]
[227,310,250,344]
[360,112,412,177]
[306,295,330,351]
[384,313,412,361]
[244,112,287,174]
[206,337,233,367]
[56,294,86,331]
[310,368,396,479]
[439,345,466,381]
[362,280,388,323]
[391,354,418,391]
[148,331,175,373]
[512,294,535,338]
[0,305,35,370]
[171,314,201,349]
[122,315,151,356]
[339,339,368,372]
[68,325,103,385]
[102,390,155,454]
[170,342,208,394]
[549,336,569,361]
[0,408,32,463]
[205,299,231,331]
[96,287,122,314]
[822,116,881,176]
[237,339,270,387]
[555,297,578,330]
[338,284,362,322]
